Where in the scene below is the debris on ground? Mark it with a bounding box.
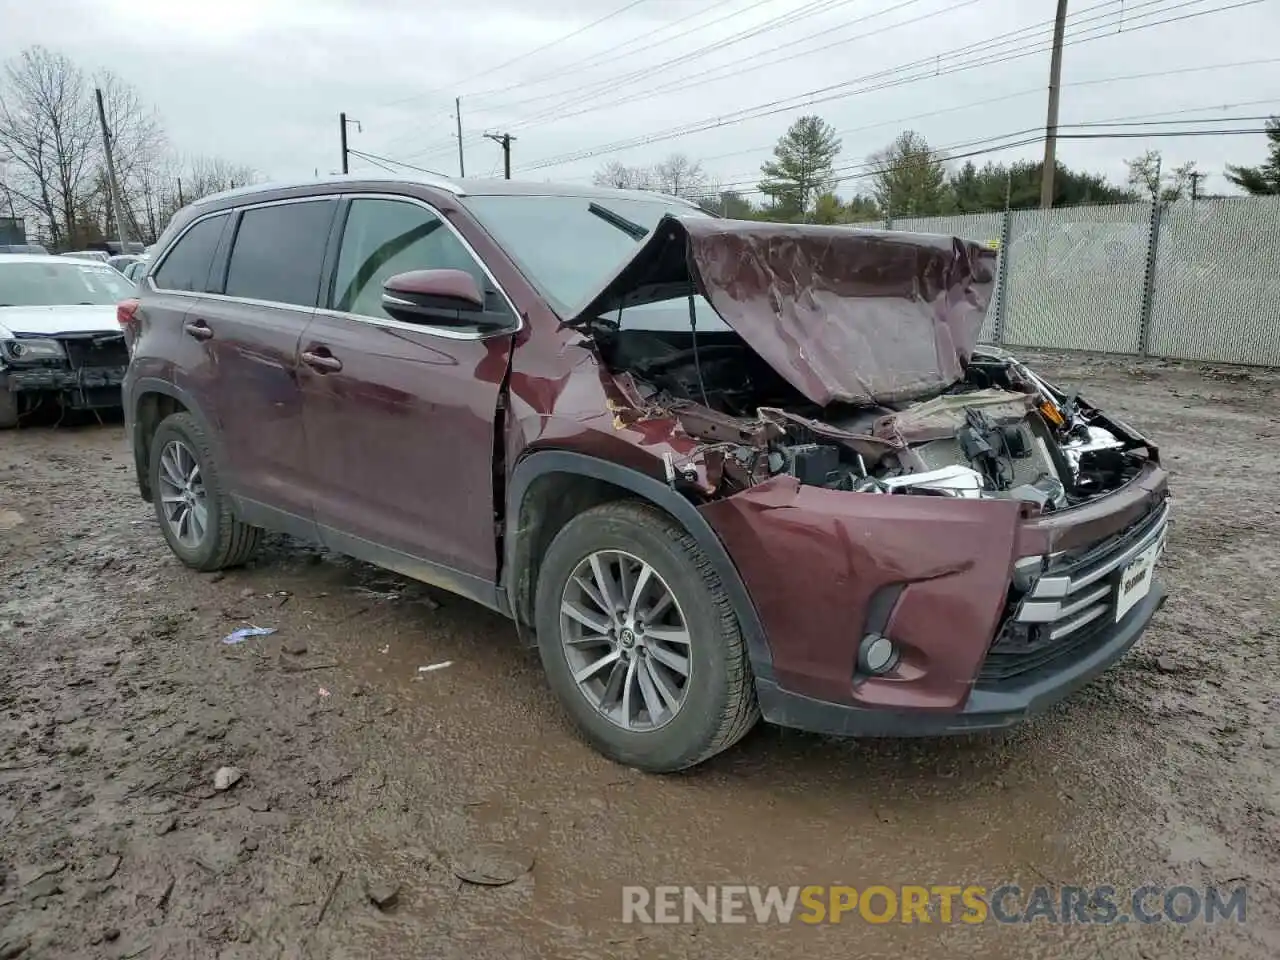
[318,687,331,698]
[364,879,401,910]
[451,845,534,887]
[314,870,344,926]
[281,636,308,655]
[417,661,453,675]
[222,626,277,645]
[213,766,243,791]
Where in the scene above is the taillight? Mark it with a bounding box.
[117,298,141,351]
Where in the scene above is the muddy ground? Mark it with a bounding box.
[1,351,1277,959]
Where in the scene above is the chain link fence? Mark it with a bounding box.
[850,196,1280,368]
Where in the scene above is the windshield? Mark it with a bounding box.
[0,260,135,307]
[461,194,728,330]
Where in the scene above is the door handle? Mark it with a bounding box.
[301,350,342,373]
[183,320,213,341]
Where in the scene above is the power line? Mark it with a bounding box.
[723,126,1274,195]
[464,0,775,104]
[1065,114,1276,128]
[518,0,1155,167]
[391,0,858,163]
[398,0,1117,164]
[504,0,1138,141]
[521,0,1267,171]
[701,101,1280,189]
[376,0,654,109]
[480,0,905,117]
[345,148,452,178]
[345,149,399,175]
[681,85,1280,170]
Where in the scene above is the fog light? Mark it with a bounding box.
[858,633,900,675]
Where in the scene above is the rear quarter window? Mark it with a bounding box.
[224,200,337,307]
[152,214,229,292]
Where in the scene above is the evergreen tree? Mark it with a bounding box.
[867,130,949,217]
[1225,117,1280,195]
[757,115,841,219]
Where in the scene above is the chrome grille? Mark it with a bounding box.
[1016,501,1169,641]
[978,500,1169,684]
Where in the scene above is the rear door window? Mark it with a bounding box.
[330,197,508,324]
[152,214,229,292]
[224,199,337,307]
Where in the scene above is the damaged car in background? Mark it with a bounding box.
[123,179,1169,772]
[1,254,133,428]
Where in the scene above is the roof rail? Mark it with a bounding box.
[192,173,468,207]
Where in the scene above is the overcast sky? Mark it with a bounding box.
[3,0,1277,197]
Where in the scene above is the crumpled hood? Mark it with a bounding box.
[568,216,997,407]
[0,305,120,338]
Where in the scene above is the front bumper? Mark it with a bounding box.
[755,585,1165,736]
[698,461,1170,735]
[2,365,126,409]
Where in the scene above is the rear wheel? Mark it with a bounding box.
[534,500,758,772]
[149,412,261,570]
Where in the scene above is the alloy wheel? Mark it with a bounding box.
[559,549,692,732]
[157,439,208,549]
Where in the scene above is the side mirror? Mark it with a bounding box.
[382,269,485,325]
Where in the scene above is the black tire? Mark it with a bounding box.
[534,500,758,772]
[0,389,18,430]
[149,412,261,571]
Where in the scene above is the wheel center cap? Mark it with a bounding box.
[619,629,636,648]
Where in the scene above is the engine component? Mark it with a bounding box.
[782,443,841,487]
[881,465,986,498]
[1000,474,1067,510]
[1061,425,1125,474]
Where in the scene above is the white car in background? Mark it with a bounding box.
[0,254,134,428]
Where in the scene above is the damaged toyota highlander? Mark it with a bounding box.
[122,176,1169,772]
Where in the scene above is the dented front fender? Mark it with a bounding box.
[699,476,1024,710]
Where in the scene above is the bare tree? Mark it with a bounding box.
[1126,150,1198,204]
[650,153,708,199]
[0,46,98,247]
[182,155,258,197]
[592,160,653,190]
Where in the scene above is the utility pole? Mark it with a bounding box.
[339,113,361,174]
[483,133,516,179]
[1039,0,1069,209]
[455,97,466,177]
[1190,170,1202,202]
[340,112,349,174]
[94,86,131,249]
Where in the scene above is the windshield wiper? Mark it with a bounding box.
[589,202,648,241]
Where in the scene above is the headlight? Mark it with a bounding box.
[2,338,65,361]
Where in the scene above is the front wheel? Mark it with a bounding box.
[149,412,261,571]
[0,389,18,429]
[534,500,758,772]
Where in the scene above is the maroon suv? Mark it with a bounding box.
[121,176,1169,771]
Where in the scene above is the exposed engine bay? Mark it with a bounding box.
[596,323,1157,513]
